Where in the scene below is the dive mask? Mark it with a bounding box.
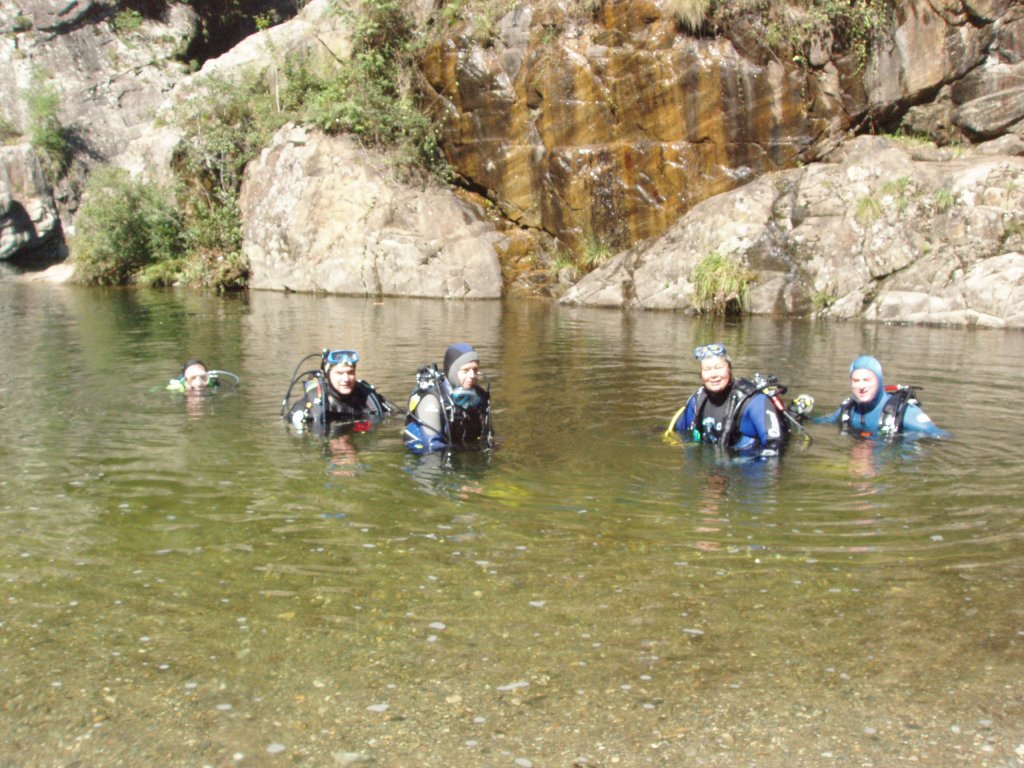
[324,349,360,367]
[451,387,482,409]
[184,371,210,387]
[694,343,727,361]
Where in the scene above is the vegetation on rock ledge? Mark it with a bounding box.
[74,0,446,289]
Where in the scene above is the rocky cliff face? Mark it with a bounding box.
[1,0,197,267]
[420,2,830,253]
[562,135,1024,328]
[0,0,197,164]
[4,0,1024,327]
[421,0,1023,256]
[0,144,60,266]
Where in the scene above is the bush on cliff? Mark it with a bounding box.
[74,0,446,288]
[708,0,892,70]
[691,251,757,316]
[26,70,72,181]
[286,0,446,177]
[72,167,184,285]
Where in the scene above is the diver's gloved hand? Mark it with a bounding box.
[788,394,815,417]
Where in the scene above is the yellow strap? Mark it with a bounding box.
[663,404,689,438]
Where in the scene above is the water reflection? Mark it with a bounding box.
[403,448,493,501]
[3,283,1024,766]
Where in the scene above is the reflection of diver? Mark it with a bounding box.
[403,343,493,455]
[320,421,382,478]
[842,429,927,482]
[165,358,240,393]
[403,445,491,499]
[282,349,395,434]
[682,450,780,554]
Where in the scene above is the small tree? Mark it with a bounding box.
[73,167,184,285]
[25,71,70,180]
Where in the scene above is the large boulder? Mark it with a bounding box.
[0,144,61,265]
[240,125,504,298]
[562,136,1024,328]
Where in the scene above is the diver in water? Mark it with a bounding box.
[815,355,947,438]
[284,349,393,429]
[166,358,240,393]
[667,343,809,457]
[403,342,493,454]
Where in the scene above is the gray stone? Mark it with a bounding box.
[954,86,1024,138]
[563,136,1024,328]
[239,126,504,299]
[0,144,60,263]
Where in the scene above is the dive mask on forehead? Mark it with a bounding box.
[324,349,359,367]
[694,343,727,361]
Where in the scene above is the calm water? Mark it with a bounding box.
[1,283,1022,767]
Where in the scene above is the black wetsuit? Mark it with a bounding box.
[289,378,388,425]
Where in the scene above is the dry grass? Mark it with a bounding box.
[665,0,712,31]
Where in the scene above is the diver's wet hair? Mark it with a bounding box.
[181,358,207,377]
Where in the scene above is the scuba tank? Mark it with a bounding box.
[281,350,331,431]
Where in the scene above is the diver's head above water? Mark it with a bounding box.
[849,355,884,409]
[444,343,480,389]
[694,343,732,396]
[181,359,209,391]
[322,349,359,396]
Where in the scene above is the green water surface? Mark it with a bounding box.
[1,284,1022,767]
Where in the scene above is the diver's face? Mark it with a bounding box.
[329,364,357,395]
[456,361,479,390]
[850,369,879,404]
[183,364,209,391]
[700,357,731,394]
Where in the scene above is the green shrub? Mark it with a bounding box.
[710,0,893,72]
[691,251,756,316]
[138,258,189,288]
[884,129,933,148]
[174,71,283,200]
[812,289,837,312]
[0,116,19,143]
[73,167,184,285]
[881,176,912,214]
[933,188,955,213]
[580,235,613,271]
[112,8,143,34]
[854,195,881,226]
[295,0,447,178]
[25,72,71,180]
[181,189,249,291]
